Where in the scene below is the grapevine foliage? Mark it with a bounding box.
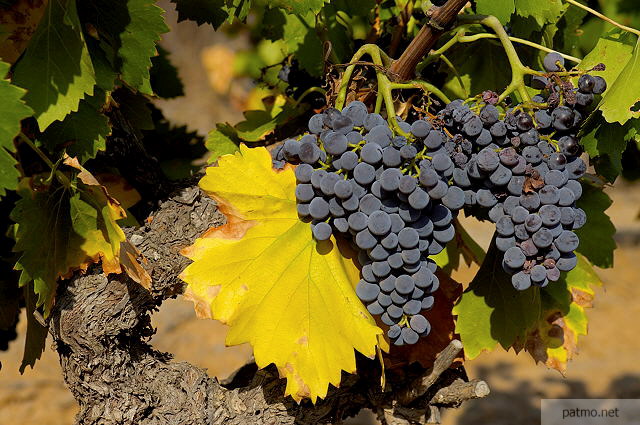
[180,145,383,402]
[0,0,637,406]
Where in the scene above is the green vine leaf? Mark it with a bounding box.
[582,113,640,182]
[475,0,515,25]
[170,0,251,28]
[234,95,300,142]
[555,4,587,53]
[579,29,639,126]
[433,221,486,274]
[262,9,324,76]
[205,123,241,164]
[12,0,96,130]
[579,29,636,83]
[170,0,228,27]
[598,38,640,125]
[87,38,118,92]
[40,90,111,163]
[116,0,168,94]
[321,3,352,66]
[521,255,600,373]
[0,60,33,197]
[513,0,566,28]
[80,0,168,95]
[574,182,616,269]
[12,162,128,316]
[453,238,542,359]
[330,0,375,17]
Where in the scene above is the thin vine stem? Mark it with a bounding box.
[390,81,451,104]
[19,132,55,169]
[564,0,640,37]
[334,44,424,136]
[458,15,532,102]
[415,27,468,73]
[458,33,582,63]
[374,91,384,113]
[19,132,72,188]
[292,86,327,108]
[335,44,385,110]
[367,47,409,136]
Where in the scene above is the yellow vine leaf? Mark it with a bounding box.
[180,145,382,402]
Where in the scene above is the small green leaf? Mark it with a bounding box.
[322,4,352,65]
[0,150,20,197]
[236,110,284,141]
[262,10,324,76]
[40,90,111,162]
[282,12,324,76]
[0,60,33,197]
[579,29,636,95]
[205,123,240,163]
[87,39,118,92]
[170,0,252,27]
[514,0,566,27]
[118,0,168,94]
[581,113,639,182]
[523,255,600,373]
[171,0,228,27]
[453,238,542,359]
[12,0,96,130]
[434,220,486,273]
[433,242,461,273]
[116,90,154,132]
[574,182,616,269]
[81,0,168,95]
[475,0,515,24]
[598,38,640,125]
[330,0,375,17]
[171,0,229,29]
[234,96,300,142]
[555,4,587,53]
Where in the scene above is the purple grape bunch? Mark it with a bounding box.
[434,52,604,289]
[273,101,466,345]
[272,52,605,344]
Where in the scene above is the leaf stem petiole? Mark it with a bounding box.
[19,132,72,188]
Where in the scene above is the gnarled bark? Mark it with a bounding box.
[49,185,488,425]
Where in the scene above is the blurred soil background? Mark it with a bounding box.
[1,3,639,424]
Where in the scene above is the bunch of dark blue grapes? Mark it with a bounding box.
[274,101,465,345]
[435,52,603,289]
